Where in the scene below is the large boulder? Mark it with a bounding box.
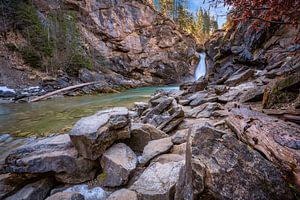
[138,137,173,166]
[69,107,130,160]
[224,69,255,86]
[125,123,169,152]
[99,143,137,187]
[177,124,293,200]
[130,154,184,200]
[5,178,54,200]
[1,134,98,184]
[107,189,138,200]
[186,102,223,118]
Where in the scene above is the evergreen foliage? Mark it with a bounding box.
[155,0,218,43]
[0,0,93,75]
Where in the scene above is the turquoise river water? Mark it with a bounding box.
[0,86,179,137]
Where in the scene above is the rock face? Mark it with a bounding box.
[0,0,198,94]
[1,134,98,184]
[178,124,293,200]
[66,0,197,85]
[107,189,138,200]
[99,143,137,187]
[125,123,168,152]
[5,178,54,200]
[69,107,130,160]
[130,154,184,200]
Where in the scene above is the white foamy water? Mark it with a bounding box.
[0,86,15,93]
[194,53,206,81]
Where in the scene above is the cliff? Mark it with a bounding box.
[0,0,198,95]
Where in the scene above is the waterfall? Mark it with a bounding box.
[194,53,206,81]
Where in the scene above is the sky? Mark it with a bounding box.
[188,0,229,27]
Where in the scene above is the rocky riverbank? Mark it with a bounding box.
[1,57,299,199]
[0,1,299,199]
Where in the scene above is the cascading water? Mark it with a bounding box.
[194,53,206,81]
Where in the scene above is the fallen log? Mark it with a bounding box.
[225,107,300,187]
[29,81,100,103]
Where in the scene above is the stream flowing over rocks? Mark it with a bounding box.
[0,2,300,200]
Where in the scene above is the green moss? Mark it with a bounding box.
[97,172,107,182]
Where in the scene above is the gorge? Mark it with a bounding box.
[0,0,300,200]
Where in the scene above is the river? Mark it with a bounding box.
[0,86,179,137]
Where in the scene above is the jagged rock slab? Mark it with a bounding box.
[69,107,130,160]
[125,123,168,152]
[142,97,174,124]
[45,192,84,200]
[2,134,98,184]
[157,106,185,133]
[99,143,137,187]
[226,107,300,187]
[107,189,138,200]
[186,102,223,118]
[218,82,256,103]
[240,85,265,102]
[142,96,184,133]
[5,178,54,200]
[177,124,293,200]
[130,154,184,200]
[171,129,188,144]
[138,137,173,166]
[225,69,255,86]
[133,102,149,116]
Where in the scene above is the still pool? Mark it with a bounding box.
[0,86,179,137]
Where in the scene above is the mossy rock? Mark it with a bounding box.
[262,73,300,109]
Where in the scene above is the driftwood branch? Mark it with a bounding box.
[225,107,300,186]
[29,81,100,103]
